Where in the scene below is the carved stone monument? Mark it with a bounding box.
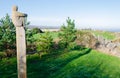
[12,6,27,78]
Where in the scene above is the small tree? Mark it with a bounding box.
[26,28,43,53]
[0,14,30,57]
[0,14,16,51]
[58,17,77,50]
[35,32,53,57]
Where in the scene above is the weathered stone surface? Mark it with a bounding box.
[12,6,27,27]
[96,36,120,57]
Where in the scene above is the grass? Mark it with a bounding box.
[1,48,120,78]
[33,31,59,39]
[80,30,116,40]
[0,57,17,78]
[52,50,120,78]
[48,31,59,39]
[0,30,119,78]
[92,30,116,40]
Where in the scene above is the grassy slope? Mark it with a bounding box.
[1,49,120,78]
[0,30,118,78]
[80,30,116,40]
[52,50,120,78]
[92,30,116,40]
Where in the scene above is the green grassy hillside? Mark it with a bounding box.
[51,50,120,78]
[1,49,120,78]
[80,30,116,40]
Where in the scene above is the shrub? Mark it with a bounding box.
[0,52,6,59]
[26,28,43,53]
[67,42,83,50]
[26,30,36,53]
[35,32,53,56]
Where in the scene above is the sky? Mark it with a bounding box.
[0,0,120,30]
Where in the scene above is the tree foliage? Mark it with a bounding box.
[0,14,30,58]
[35,32,53,56]
[58,17,77,49]
[0,14,16,51]
[26,28,43,53]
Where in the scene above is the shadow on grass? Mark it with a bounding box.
[27,48,92,78]
[0,48,92,78]
[0,58,17,78]
[57,48,92,69]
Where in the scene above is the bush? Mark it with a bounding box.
[26,30,36,53]
[58,41,67,49]
[0,52,6,59]
[67,42,81,50]
[26,28,43,53]
[35,32,53,56]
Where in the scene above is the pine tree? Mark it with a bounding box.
[36,32,53,56]
[59,17,77,49]
[0,14,16,51]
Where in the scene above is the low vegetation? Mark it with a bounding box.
[81,30,116,40]
[1,49,120,78]
[0,14,120,78]
[35,32,53,56]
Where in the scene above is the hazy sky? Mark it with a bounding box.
[0,0,120,30]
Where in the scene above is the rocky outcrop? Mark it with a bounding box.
[96,36,120,57]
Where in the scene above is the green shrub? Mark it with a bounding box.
[0,52,6,59]
[58,41,67,49]
[67,42,81,50]
[35,32,53,56]
[26,32,36,53]
[26,28,43,53]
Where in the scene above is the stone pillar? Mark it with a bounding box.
[11,6,27,78]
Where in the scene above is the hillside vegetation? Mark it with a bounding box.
[80,30,116,40]
[0,15,120,78]
[1,49,120,78]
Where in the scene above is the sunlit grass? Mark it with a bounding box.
[52,50,120,78]
[33,31,59,40]
[79,30,116,40]
[1,49,120,78]
[92,30,116,40]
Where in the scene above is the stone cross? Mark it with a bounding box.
[12,6,27,78]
